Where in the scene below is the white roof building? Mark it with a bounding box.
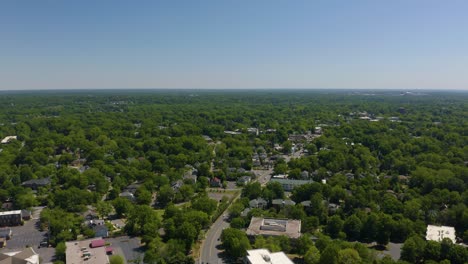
[0,247,40,264]
[426,225,456,243]
[1,136,17,144]
[245,249,293,264]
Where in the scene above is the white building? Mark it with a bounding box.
[1,136,17,144]
[426,225,456,243]
[245,249,293,264]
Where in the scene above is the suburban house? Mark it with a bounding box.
[210,177,222,188]
[171,180,184,191]
[119,191,135,202]
[249,198,268,209]
[93,225,109,238]
[21,177,51,190]
[271,199,296,208]
[237,176,251,185]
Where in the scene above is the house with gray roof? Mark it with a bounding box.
[249,198,268,209]
[21,177,51,190]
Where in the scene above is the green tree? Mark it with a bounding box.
[447,244,468,264]
[320,244,339,264]
[304,245,320,264]
[401,235,426,263]
[191,195,217,215]
[55,242,67,261]
[96,201,113,218]
[221,228,251,258]
[326,215,344,239]
[242,182,262,199]
[15,191,38,209]
[112,197,133,217]
[109,255,125,264]
[343,214,362,241]
[296,235,313,255]
[135,188,152,205]
[230,217,245,229]
[125,205,160,237]
[424,240,441,261]
[179,184,194,201]
[157,185,174,207]
[337,248,361,264]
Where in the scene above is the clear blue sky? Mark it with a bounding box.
[1,0,467,90]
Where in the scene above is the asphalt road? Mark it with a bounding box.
[252,168,273,186]
[199,153,300,264]
[199,214,230,264]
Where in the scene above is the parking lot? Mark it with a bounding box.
[0,207,56,263]
[106,236,144,264]
[3,218,47,249]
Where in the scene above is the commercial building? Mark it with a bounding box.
[66,237,111,264]
[245,249,293,264]
[246,217,301,239]
[426,225,456,243]
[269,178,313,192]
[0,210,23,226]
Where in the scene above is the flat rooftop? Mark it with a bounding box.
[246,249,293,264]
[66,237,110,264]
[0,210,21,216]
[426,225,456,243]
[246,217,301,239]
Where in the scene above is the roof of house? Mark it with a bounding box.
[93,225,109,237]
[119,191,135,199]
[238,176,251,182]
[272,199,296,206]
[21,209,31,217]
[249,198,267,208]
[246,249,293,264]
[0,247,39,264]
[21,177,51,186]
[269,178,313,185]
